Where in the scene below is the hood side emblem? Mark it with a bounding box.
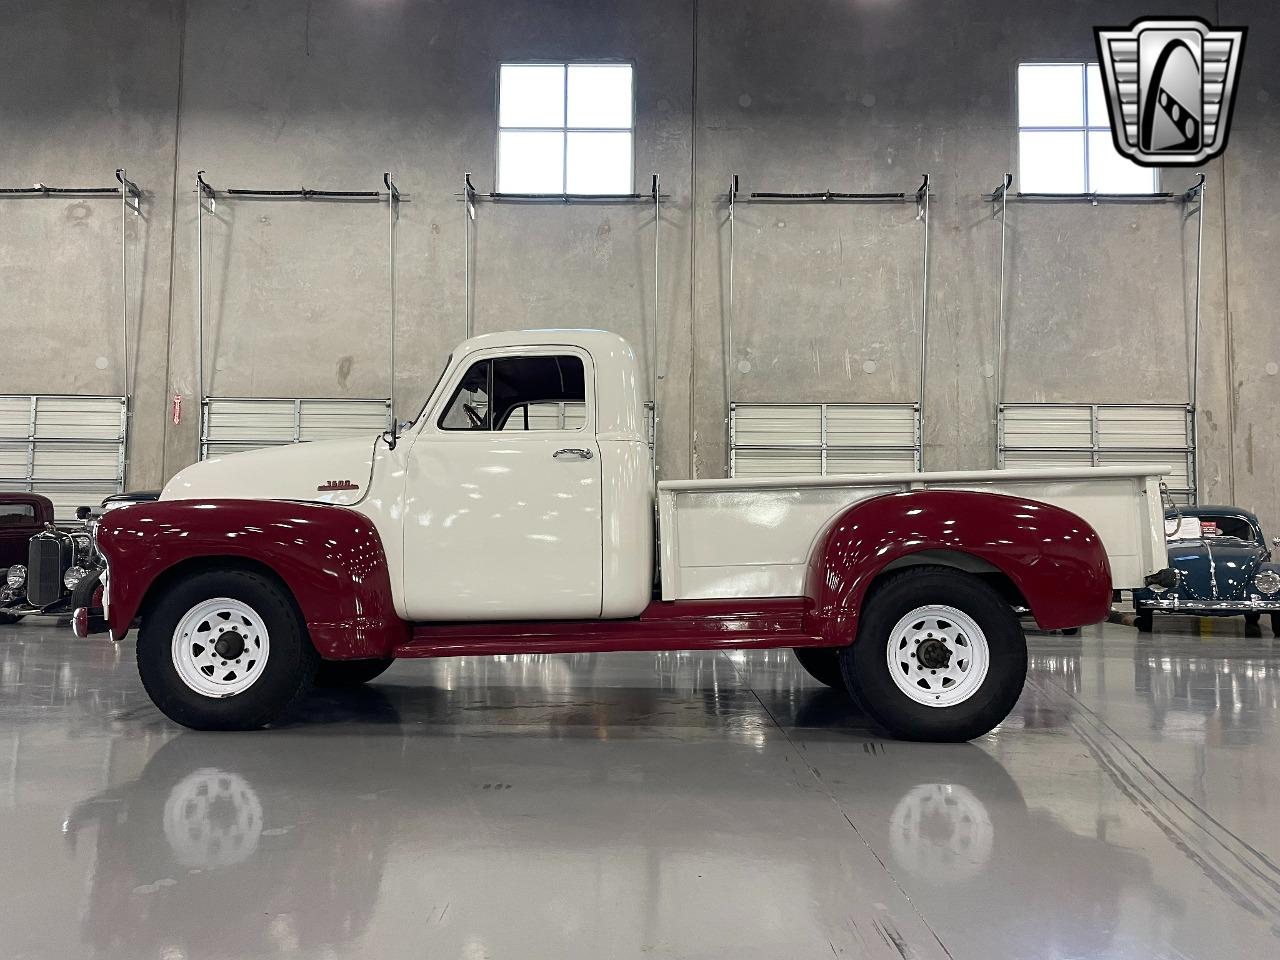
[317,480,360,492]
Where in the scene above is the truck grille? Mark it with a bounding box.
[27,536,68,607]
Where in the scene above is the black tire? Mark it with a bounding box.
[0,611,23,625]
[1061,627,1080,637]
[1244,613,1262,638]
[314,658,394,688]
[137,569,318,731]
[793,647,847,689]
[1272,613,1280,638]
[70,568,102,610]
[839,567,1027,742]
[1134,607,1153,633]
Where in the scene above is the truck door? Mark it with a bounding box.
[401,348,603,620]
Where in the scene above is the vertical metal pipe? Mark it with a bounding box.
[995,175,1010,408]
[385,172,397,427]
[725,175,737,477]
[651,173,660,482]
[118,168,129,400]
[196,171,205,424]
[1190,175,1206,501]
[917,174,931,470]
[464,172,473,339]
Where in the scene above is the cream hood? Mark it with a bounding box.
[162,436,381,507]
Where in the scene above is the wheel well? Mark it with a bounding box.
[137,556,307,633]
[873,550,1030,611]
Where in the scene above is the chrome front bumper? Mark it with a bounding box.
[1145,598,1280,612]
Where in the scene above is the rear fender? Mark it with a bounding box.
[803,489,1112,639]
[95,499,407,658]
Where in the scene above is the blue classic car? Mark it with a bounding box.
[1132,506,1280,636]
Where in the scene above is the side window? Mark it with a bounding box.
[439,354,587,432]
[438,359,492,430]
[0,503,36,526]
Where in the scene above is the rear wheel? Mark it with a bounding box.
[137,570,318,730]
[840,567,1027,742]
[314,658,394,688]
[1134,607,1153,633]
[792,648,846,689]
[0,611,24,625]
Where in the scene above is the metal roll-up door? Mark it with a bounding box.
[999,402,1195,501]
[0,395,127,518]
[730,402,921,478]
[201,398,392,459]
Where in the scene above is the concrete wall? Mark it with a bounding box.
[1,0,1276,528]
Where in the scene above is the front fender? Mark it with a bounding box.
[804,489,1112,639]
[95,499,407,659]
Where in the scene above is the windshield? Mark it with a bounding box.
[406,354,452,430]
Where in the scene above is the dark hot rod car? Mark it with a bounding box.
[1131,506,1280,636]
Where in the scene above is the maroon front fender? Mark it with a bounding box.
[804,489,1112,639]
[95,499,407,659]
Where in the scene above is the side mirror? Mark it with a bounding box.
[75,506,91,521]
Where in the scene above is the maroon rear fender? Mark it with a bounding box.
[804,489,1112,638]
[95,499,407,659]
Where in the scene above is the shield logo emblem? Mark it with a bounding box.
[1094,17,1246,166]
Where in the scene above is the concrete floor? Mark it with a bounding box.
[2,620,1280,959]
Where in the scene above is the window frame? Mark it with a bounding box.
[427,345,595,438]
[494,59,637,196]
[1016,60,1160,195]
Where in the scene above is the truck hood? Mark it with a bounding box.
[162,436,380,507]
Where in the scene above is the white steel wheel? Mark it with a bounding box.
[885,604,990,708]
[171,597,271,698]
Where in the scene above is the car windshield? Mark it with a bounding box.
[405,354,452,430]
[1195,514,1255,542]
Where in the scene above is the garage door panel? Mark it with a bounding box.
[1000,402,1195,500]
[730,402,920,477]
[202,398,392,459]
[0,396,126,518]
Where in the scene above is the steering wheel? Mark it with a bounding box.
[462,403,485,429]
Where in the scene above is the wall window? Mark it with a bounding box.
[1017,62,1157,194]
[497,62,634,194]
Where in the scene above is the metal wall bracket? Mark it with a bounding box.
[723,173,934,475]
[193,170,403,455]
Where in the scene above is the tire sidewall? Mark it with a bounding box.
[842,569,1027,742]
[138,570,316,730]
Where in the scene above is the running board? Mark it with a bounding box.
[394,598,823,658]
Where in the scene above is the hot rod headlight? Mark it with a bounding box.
[1255,570,1280,595]
[72,534,92,556]
[5,565,25,589]
[63,566,89,591]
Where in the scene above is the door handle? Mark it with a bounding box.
[553,447,593,460]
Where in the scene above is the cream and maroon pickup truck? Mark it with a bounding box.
[90,330,1171,740]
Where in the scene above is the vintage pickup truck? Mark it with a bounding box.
[91,330,1171,740]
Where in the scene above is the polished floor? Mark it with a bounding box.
[2,619,1280,959]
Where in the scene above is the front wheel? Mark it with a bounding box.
[137,569,318,730]
[840,567,1027,742]
[0,611,24,625]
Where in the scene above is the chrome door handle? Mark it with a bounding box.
[553,447,593,460]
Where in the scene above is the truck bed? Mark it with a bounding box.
[657,466,1168,601]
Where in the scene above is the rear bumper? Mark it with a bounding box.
[1143,598,1280,613]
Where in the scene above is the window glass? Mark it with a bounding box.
[438,360,492,431]
[498,62,633,194]
[1017,61,1156,194]
[0,503,35,525]
[441,355,587,432]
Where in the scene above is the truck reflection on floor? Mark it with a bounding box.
[59,677,1168,960]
